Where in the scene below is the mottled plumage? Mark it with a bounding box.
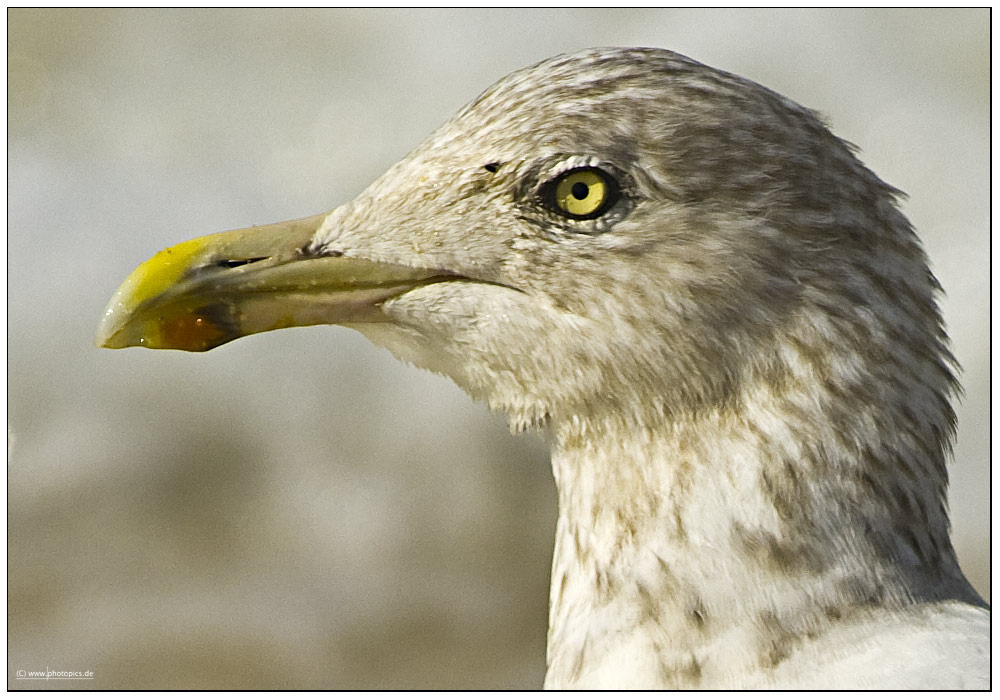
[99,47,989,688]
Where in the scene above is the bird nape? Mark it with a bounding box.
[97,47,988,689]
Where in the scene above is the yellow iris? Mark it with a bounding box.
[554,169,608,217]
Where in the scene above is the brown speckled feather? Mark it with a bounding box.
[315,48,987,688]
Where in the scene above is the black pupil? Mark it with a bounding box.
[571,181,589,200]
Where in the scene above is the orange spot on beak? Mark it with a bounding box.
[158,313,227,352]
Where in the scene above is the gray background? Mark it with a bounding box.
[8,8,989,690]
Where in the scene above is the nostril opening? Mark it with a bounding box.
[218,257,268,268]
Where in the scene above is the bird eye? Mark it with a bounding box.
[548,168,617,219]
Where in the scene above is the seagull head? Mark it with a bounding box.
[97,47,953,436]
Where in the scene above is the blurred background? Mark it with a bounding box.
[8,8,989,690]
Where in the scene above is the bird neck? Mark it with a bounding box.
[542,384,971,689]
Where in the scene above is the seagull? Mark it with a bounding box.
[97,47,989,689]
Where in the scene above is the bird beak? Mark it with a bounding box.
[96,212,453,352]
